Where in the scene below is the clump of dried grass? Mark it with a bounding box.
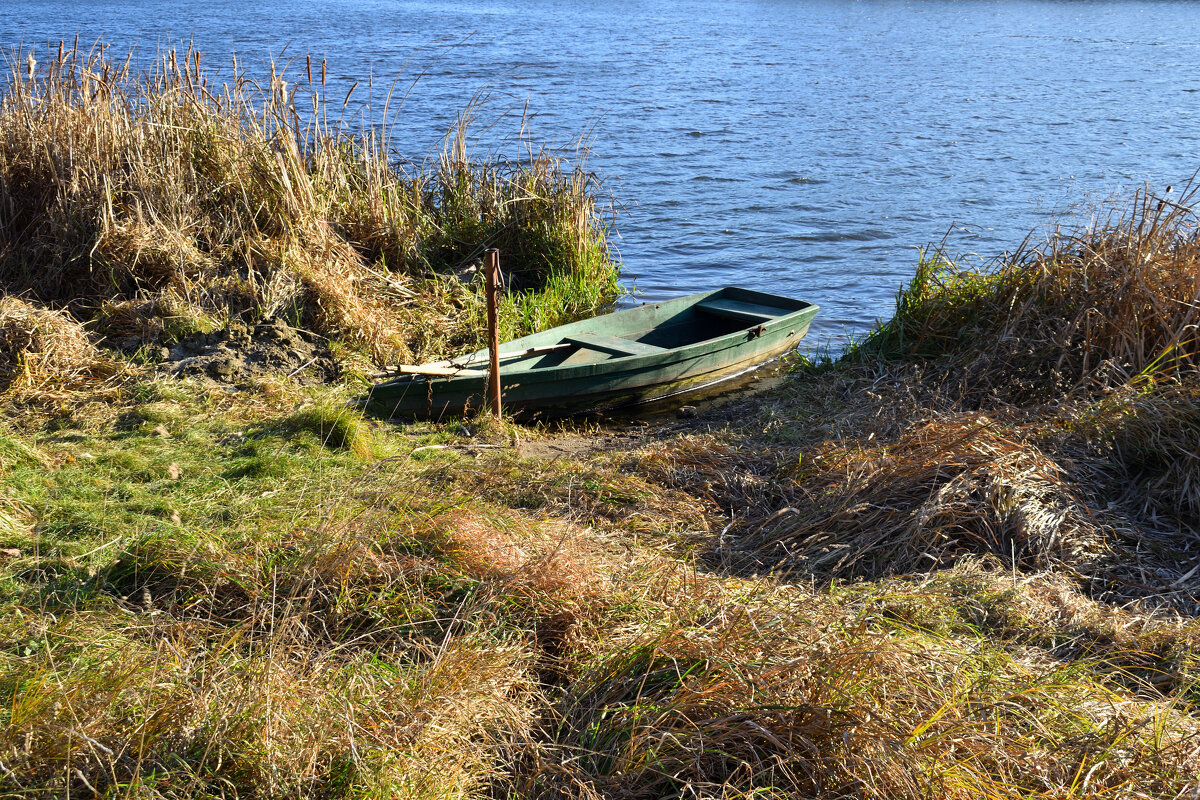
[0,44,619,366]
[1083,380,1200,524]
[0,479,557,797]
[280,401,376,458]
[735,414,1109,581]
[852,562,1200,703]
[435,509,625,607]
[0,612,541,797]
[638,435,775,518]
[0,495,35,544]
[91,292,220,345]
[0,296,116,400]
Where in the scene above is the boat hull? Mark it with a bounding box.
[365,287,818,419]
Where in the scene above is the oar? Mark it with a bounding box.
[378,365,466,377]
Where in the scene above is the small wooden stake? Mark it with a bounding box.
[484,248,502,417]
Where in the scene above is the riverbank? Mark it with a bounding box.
[3,50,1200,800]
[3,192,1199,797]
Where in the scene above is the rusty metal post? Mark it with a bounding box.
[484,248,502,417]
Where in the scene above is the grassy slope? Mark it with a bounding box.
[1,371,1198,799]
[2,44,1200,800]
[4,192,1200,795]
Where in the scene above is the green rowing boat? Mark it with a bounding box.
[365,287,818,419]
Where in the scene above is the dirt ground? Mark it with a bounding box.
[162,319,340,386]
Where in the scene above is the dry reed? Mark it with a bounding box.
[861,182,1200,403]
[0,44,619,366]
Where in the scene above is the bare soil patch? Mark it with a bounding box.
[162,318,339,386]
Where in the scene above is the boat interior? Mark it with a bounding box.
[505,289,814,370]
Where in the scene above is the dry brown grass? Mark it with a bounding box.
[0,474,546,797]
[436,509,626,605]
[0,44,619,367]
[638,367,1200,610]
[749,414,1109,579]
[0,296,117,401]
[505,577,1200,799]
[862,183,1200,404]
[1085,380,1200,523]
[3,388,1200,798]
[2,612,541,797]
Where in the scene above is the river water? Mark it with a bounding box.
[4,1,1199,340]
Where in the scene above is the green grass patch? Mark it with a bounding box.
[278,403,376,458]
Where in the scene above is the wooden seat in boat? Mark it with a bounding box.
[563,332,667,357]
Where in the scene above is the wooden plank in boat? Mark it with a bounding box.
[563,333,667,357]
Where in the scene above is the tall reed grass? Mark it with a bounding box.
[856,182,1200,401]
[798,184,1200,533]
[0,44,620,365]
